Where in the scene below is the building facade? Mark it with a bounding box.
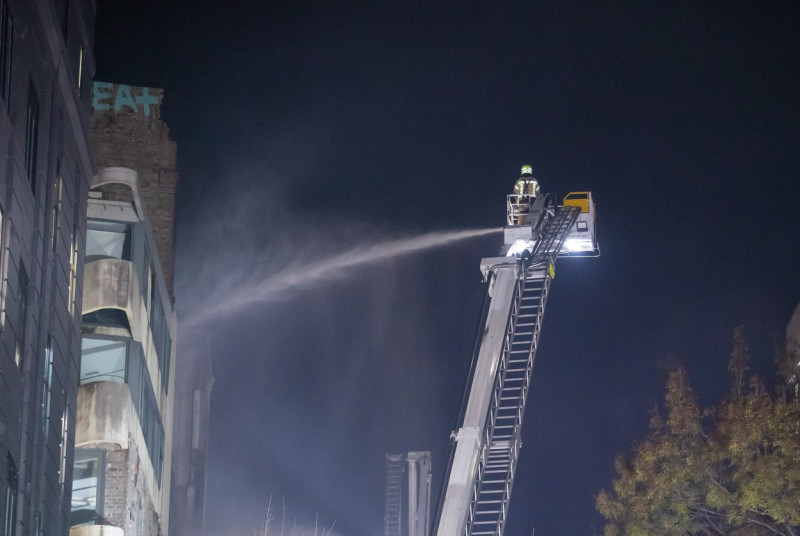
[168,346,211,536]
[70,166,176,536]
[88,82,213,536]
[68,84,180,536]
[385,452,432,536]
[0,0,96,534]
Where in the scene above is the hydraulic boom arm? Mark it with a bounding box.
[433,168,598,536]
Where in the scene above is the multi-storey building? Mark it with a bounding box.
[87,82,213,536]
[385,452,432,536]
[168,345,211,536]
[0,0,96,535]
[71,166,175,536]
[68,84,180,536]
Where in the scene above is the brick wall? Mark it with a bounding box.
[102,438,162,536]
[89,84,179,301]
[102,448,128,527]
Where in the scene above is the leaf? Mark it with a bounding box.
[597,329,800,535]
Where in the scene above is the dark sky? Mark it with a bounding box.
[95,2,800,535]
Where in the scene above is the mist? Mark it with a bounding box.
[175,164,502,536]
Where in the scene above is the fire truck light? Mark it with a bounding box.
[506,239,534,257]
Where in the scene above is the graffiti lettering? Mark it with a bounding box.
[92,82,159,117]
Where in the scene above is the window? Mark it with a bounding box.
[0,0,11,110]
[161,330,171,392]
[85,220,131,261]
[565,192,589,200]
[80,337,127,384]
[50,169,63,254]
[126,342,164,485]
[25,85,39,194]
[4,452,17,536]
[59,406,69,485]
[76,47,83,93]
[67,223,79,316]
[15,262,28,368]
[67,177,81,316]
[149,279,171,392]
[42,337,54,434]
[70,449,104,526]
[78,337,165,484]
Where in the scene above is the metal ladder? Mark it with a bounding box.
[466,205,580,536]
[386,454,404,536]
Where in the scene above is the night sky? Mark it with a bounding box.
[95,2,800,535]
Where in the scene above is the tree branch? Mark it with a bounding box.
[742,512,788,536]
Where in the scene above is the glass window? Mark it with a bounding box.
[77,47,83,93]
[68,180,81,316]
[25,84,39,194]
[70,449,104,526]
[126,342,164,486]
[86,221,130,261]
[77,337,165,485]
[60,406,69,485]
[42,337,54,433]
[50,169,62,254]
[80,337,127,384]
[15,262,28,368]
[150,276,170,392]
[161,329,171,392]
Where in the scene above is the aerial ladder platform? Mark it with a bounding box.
[433,166,598,536]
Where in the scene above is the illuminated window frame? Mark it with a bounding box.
[41,336,54,435]
[51,167,63,255]
[15,261,28,369]
[70,449,105,526]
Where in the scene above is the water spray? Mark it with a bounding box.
[182,227,501,332]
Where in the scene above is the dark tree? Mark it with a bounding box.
[597,328,800,536]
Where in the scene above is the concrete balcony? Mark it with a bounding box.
[75,380,163,515]
[83,258,144,340]
[75,381,132,448]
[70,525,125,536]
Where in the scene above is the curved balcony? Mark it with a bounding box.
[75,381,132,448]
[83,258,143,339]
[70,525,125,536]
[75,380,162,509]
[92,167,148,221]
[93,166,137,190]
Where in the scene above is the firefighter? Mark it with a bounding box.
[509,165,540,225]
[514,164,540,198]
